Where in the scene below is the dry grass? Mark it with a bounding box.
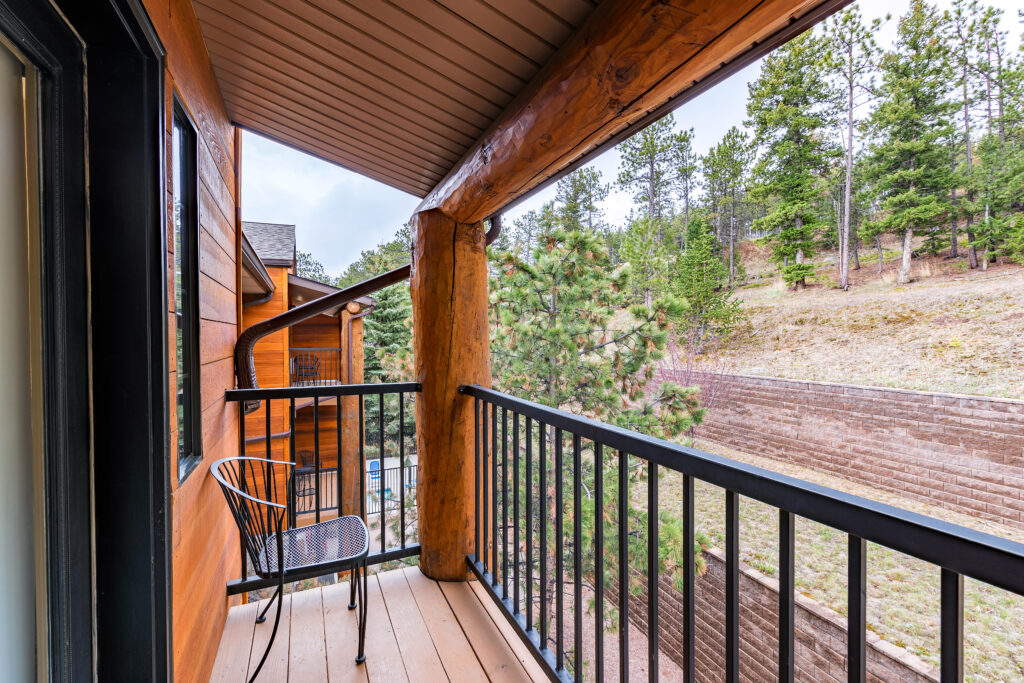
[720,242,1024,398]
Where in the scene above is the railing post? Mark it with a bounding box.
[410,209,490,580]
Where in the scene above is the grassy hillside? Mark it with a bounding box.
[713,238,1024,398]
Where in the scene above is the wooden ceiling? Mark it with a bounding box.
[194,0,846,208]
[193,0,600,196]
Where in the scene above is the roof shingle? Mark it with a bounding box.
[242,221,295,265]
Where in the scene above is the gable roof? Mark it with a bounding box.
[242,221,296,266]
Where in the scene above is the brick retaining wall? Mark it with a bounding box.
[657,372,1024,530]
[608,549,936,682]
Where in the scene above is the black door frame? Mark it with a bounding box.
[0,1,171,680]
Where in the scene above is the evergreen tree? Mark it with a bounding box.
[555,167,609,232]
[490,229,700,437]
[672,216,742,348]
[864,0,953,285]
[336,224,412,288]
[824,6,882,289]
[747,32,837,288]
[676,127,700,249]
[617,114,682,240]
[621,216,670,305]
[363,283,412,382]
[296,251,333,284]
[702,126,753,286]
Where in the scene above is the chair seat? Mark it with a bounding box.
[259,515,368,575]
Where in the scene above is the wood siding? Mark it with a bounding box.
[144,1,241,681]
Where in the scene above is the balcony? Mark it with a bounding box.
[223,380,1024,682]
[290,348,345,387]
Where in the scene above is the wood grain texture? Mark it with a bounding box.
[322,581,370,682]
[144,2,242,680]
[340,311,364,517]
[418,0,828,223]
[377,569,448,681]
[438,581,531,681]
[411,210,491,580]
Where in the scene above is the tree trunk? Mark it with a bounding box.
[852,232,860,271]
[898,227,913,284]
[876,235,883,275]
[950,146,958,258]
[840,71,854,291]
[962,61,979,269]
[729,191,736,286]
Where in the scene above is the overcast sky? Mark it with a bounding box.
[240,0,1021,276]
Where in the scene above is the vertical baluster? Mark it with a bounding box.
[683,474,694,683]
[314,396,321,523]
[513,412,521,614]
[238,404,247,579]
[539,423,548,651]
[336,392,342,518]
[780,509,795,683]
[555,429,564,671]
[492,403,499,585]
[288,398,297,527]
[502,408,509,601]
[648,460,659,683]
[379,392,386,554]
[618,451,628,682]
[848,535,866,683]
[526,417,534,632]
[482,402,489,574]
[940,568,964,683]
[474,398,480,561]
[594,443,604,683]
[573,434,582,682]
[399,392,405,548]
[359,396,365,520]
[725,490,739,683]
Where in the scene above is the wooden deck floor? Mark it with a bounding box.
[210,566,546,682]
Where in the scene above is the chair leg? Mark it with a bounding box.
[256,584,281,624]
[249,574,285,683]
[355,561,367,664]
[348,566,357,610]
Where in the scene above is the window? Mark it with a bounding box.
[172,101,201,481]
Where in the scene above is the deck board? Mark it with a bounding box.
[212,566,543,682]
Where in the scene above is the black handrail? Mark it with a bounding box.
[459,384,1024,683]
[225,382,420,595]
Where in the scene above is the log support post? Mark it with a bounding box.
[340,301,363,519]
[411,209,490,581]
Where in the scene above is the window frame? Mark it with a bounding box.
[171,97,202,482]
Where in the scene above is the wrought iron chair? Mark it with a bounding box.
[213,457,369,681]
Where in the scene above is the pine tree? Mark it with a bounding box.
[363,283,412,382]
[617,114,682,241]
[864,0,952,285]
[672,216,742,349]
[620,216,670,305]
[490,229,700,437]
[702,126,753,286]
[555,167,609,232]
[824,6,882,289]
[747,32,837,289]
[676,127,700,249]
[296,251,333,284]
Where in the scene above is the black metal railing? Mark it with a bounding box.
[459,384,1024,683]
[292,464,418,516]
[224,382,420,594]
[289,347,343,386]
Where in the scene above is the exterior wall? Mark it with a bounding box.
[242,265,291,461]
[144,0,240,681]
[608,549,936,682]
[290,312,342,349]
[661,372,1024,530]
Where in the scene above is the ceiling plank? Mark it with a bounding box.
[418,0,842,223]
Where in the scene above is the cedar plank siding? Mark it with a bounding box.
[144,1,241,681]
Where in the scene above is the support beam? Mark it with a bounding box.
[418,0,844,224]
[340,301,363,518]
[411,209,491,580]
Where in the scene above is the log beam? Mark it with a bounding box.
[417,0,840,224]
[411,209,490,580]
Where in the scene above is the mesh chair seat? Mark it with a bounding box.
[258,515,368,576]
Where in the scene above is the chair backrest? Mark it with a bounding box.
[212,457,292,578]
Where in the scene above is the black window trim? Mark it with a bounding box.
[172,96,202,482]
